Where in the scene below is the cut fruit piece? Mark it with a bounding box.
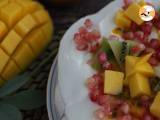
[2,60,20,80]
[32,10,50,24]
[104,70,124,95]
[108,40,130,69]
[135,62,155,77]
[0,21,8,41]
[115,9,131,29]
[138,0,146,6]
[124,3,143,25]
[150,92,160,118]
[125,56,139,85]
[40,21,53,41]
[13,43,35,71]
[129,73,151,98]
[126,40,144,56]
[16,0,38,16]
[1,30,22,55]
[0,49,9,73]
[0,3,22,28]
[26,29,46,56]
[137,53,153,65]
[15,14,37,37]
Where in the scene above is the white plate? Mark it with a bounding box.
[47,0,160,120]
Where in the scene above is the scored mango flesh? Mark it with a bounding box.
[0,0,53,84]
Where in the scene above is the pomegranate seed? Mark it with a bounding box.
[156,49,160,61]
[120,103,130,114]
[143,114,154,120]
[118,115,132,120]
[140,22,152,36]
[84,19,93,29]
[130,22,139,32]
[131,46,140,54]
[78,26,87,34]
[149,39,160,50]
[95,109,106,120]
[102,62,113,70]
[91,30,101,40]
[148,57,159,66]
[76,44,88,51]
[134,31,144,42]
[89,42,99,53]
[98,52,108,64]
[122,32,134,40]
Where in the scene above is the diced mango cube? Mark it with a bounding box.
[112,28,123,36]
[32,10,50,24]
[104,70,124,95]
[25,29,46,56]
[124,3,143,25]
[125,56,139,77]
[135,62,155,77]
[16,0,38,16]
[137,53,153,65]
[0,49,9,73]
[13,43,35,70]
[0,3,22,28]
[15,14,37,37]
[138,0,146,6]
[0,21,8,41]
[150,92,160,118]
[115,9,131,29]
[1,30,22,55]
[2,60,20,80]
[129,73,151,98]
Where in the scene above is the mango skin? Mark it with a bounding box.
[0,0,53,85]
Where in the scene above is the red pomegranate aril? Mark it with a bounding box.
[134,31,144,42]
[143,114,154,120]
[148,57,159,66]
[140,22,152,36]
[149,39,160,49]
[102,62,113,70]
[118,115,132,120]
[76,44,88,51]
[120,103,130,114]
[130,22,139,32]
[131,46,140,54]
[95,109,106,120]
[84,19,93,29]
[79,26,87,34]
[156,50,160,61]
[89,42,99,53]
[91,30,101,40]
[98,52,108,64]
[122,32,134,40]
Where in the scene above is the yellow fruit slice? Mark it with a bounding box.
[0,49,9,73]
[13,43,35,71]
[124,3,143,25]
[1,30,22,55]
[15,14,37,37]
[2,60,20,80]
[150,92,160,118]
[129,73,151,98]
[0,3,22,28]
[0,0,53,85]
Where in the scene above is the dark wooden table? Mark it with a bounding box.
[24,0,113,120]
